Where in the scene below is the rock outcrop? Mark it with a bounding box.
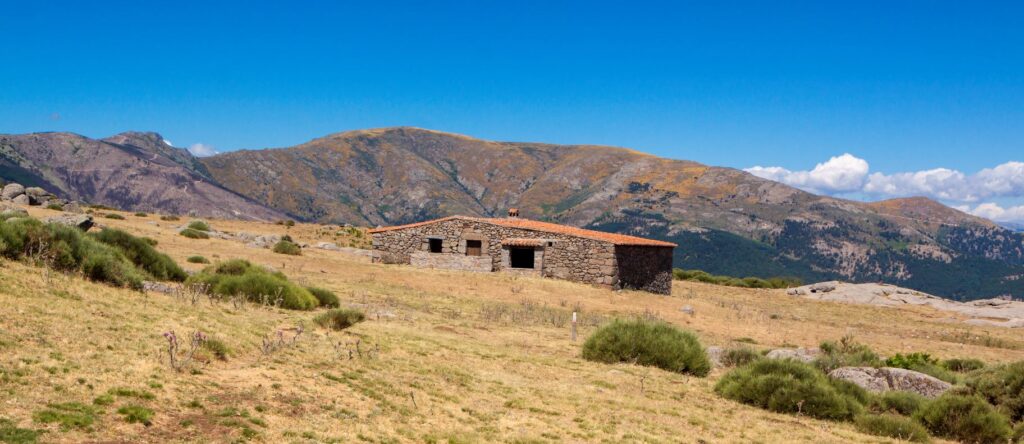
[828,367,952,398]
[788,281,1024,328]
[43,214,94,231]
[765,348,819,363]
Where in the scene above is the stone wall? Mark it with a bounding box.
[410,251,492,272]
[371,217,618,287]
[614,245,674,294]
[371,217,673,293]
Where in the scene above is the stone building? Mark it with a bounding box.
[369,210,676,294]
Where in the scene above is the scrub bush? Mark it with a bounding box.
[915,393,1011,444]
[186,259,317,310]
[582,319,710,377]
[715,359,866,421]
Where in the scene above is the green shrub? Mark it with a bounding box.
[869,391,929,416]
[814,335,882,373]
[272,240,301,255]
[0,417,41,443]
[854,414,930,443]
[32,402,96,430]
[92,394,114,406]
[160,215,180,221]
[1014,423,1024,443]
[45,203,64,211]
[306,287,339,308]
[187,255,209,264]
[0,219,145,289]
[116,405,154,425]
[943,358,985,373]
[80,249,145,290]
[104,213,125,220]
[915,393,1012,443]
[581,319,710,376]
[179,228,209,239]
[133,212,147,217]
[885,352,958,384]
[721,346,762,368]
[185,260,317,310]
[92,228,186,281]
[966,361,1024,422]
[671,269,801,289]
[186,220,210,231]
[202,339,230,361]
[108,387,156,400]
[715,359,866,421]
[313,308,366,331]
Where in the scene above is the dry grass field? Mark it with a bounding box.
[2,207,1022,443]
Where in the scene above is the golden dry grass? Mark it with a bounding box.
[1,207,1021,443]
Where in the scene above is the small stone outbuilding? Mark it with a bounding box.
[369,211,676,294]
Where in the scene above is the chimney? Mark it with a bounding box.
[507,208,519,219]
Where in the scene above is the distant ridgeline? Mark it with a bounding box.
[2,127,1023,301]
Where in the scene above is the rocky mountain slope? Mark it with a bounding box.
[3,127,1023,299]
[0,131,284,220]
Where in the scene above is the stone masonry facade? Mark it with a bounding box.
[370,216,675,294]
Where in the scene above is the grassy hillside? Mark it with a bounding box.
[2,207,1023,442]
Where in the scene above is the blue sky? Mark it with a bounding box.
[1,1,1022,222]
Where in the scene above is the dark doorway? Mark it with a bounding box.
[466,240,482,256]
[509,247,535,269]
[428,238,443,253]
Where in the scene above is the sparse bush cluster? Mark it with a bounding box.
[0,217,185,289]
[272,239,301,255]
[179,228,209,239]
[187,255,210,264]
[306,286,339,307]
[813,335,882,373]
[715,359,867,421]
[313,308,365,331]
[712,335,1024,444]
[885,352,958,384]
[582,319,710,376]
[185,259,319,310]
[672,269,801,289]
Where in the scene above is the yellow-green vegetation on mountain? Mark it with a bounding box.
[3,127,1024,299]
[2,207,1024,442]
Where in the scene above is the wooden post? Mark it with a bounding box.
[571,311,577,342]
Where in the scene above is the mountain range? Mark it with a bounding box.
[2,127,1022,300]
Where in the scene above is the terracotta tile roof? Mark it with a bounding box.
[368,216,676,247]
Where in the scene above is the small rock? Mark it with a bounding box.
[44,214,94,231]
[765,347,819,363]
[705,346,724,368]
[680,305,695,316]
[810,282,837,293]
[828,367,952,398]
[24,187,48,198]
[1,183,25,200]
[315,241,342,251]
[63,201,84,213]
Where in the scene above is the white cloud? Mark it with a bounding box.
[747,156,1024,203]
[863,168,975,201]
[187,143,218,157]
[959,202,1024,223]
[745,153,869,194]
